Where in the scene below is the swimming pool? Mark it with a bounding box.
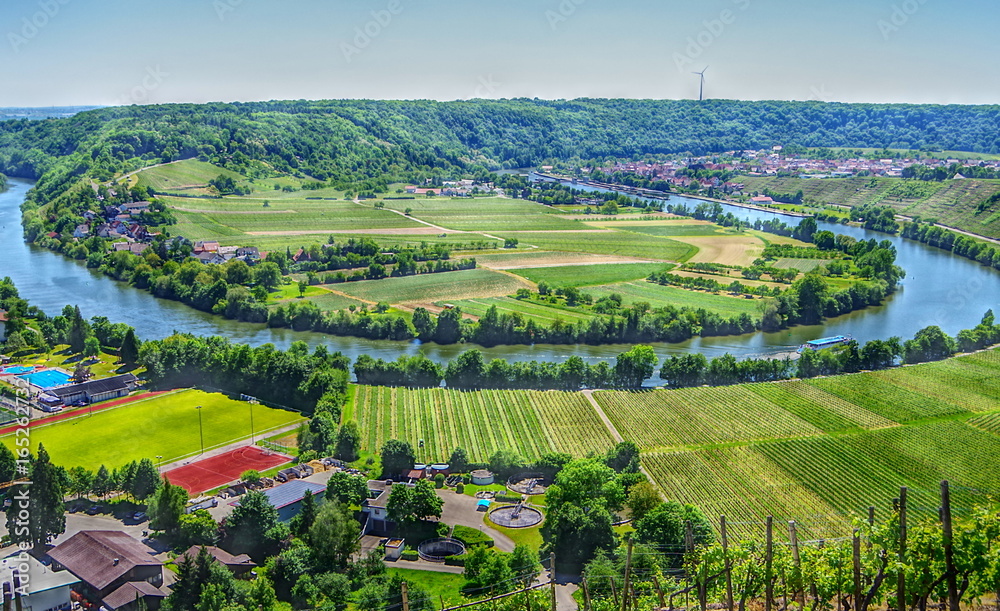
[18,369,71,389]
[1,366,34,375]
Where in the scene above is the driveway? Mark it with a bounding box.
[435,489,516,552]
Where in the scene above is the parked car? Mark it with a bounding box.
[132,511,147,522]
[86,505,101,515]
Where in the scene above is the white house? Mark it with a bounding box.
[0,552,79,611]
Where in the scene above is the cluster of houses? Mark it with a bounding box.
[5,531,257,611]
[72,201,155,243]
[191,241,262,265]
[404,178,497,198]
[596,147,1000,188]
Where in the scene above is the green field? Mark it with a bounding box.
[587,281,763,317]
[498,232,695,261]
[347,347,1000,540]
[330,269,530,305]
[510,263,674,287]
[379,197,582,231]
[352,386,616,463]
[444,297,594,325]
[599,223,728,237]
[8,389,304,471]
[132,160,243,196]
[771,258,832,272]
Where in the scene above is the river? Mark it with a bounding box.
[1,177,998,379]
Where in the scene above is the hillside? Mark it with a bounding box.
[739,175,1000,238]
[4,98,1000,214]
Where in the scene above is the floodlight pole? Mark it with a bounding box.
[250,400,255,444]
[196,405,204,455]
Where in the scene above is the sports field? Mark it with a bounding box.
[6,389,304,471]
[164,445,292,494]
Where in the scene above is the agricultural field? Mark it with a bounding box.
[473,250,657,270]
[508,262,674,288]
[168,198,423,237]
[589,221,728,237]
[443,297,594,325]
[131,160,238,196]
[379,197,583,232]
[351,386,616,462]
[498,231,694,262]
[330,269,531,305]
[296,290,370,311]
[587,281,764,317]
[6,389,304,471]
[677,234,767,267]
[771,258,832,272]
[595,386,821,450]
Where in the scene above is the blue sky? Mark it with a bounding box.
[2,0,998,106]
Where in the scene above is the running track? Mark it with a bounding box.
[164,446,292,495]
[0,391,170,436]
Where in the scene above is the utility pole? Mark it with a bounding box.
[722,516,734,611]
[941,481,959,611]
[195,405,204,455]
[897,487,908,611]
[621,537,634,611]
[549,552,557,611]
[401,582,409,611]
[765,516,774,611]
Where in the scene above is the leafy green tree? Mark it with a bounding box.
[3,331,26,354]
[614,344,657,387]
[119,327,140,366]
[542,503,616,574]
[379,439,416,479]
[254,261,283,291]
[625,482,662,521]
[149,475,189,536]
[290,490,319,539]
[178,509,218,547]
[83,335,101,360]
[545,458,625,512]
[326,471,368,506]
[464,546,515,594]
[334,421,361,462]
[92,464,113,498]
[634,501,714,567]
[223,490,284,561]
[605,441,640,473]
[168,546,237,611]
[386,479,443,526]
[448,447,469,472]
[309,501,360,569]
[488,449,525,479]
[6,444,65,550]
[129,457,161,501]
[0,444,17,484]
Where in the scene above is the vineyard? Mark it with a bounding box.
[351,385,616,462]
[351,347,1000,539]
[594,386,822,449]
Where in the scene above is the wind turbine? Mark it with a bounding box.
[692,66,708,101]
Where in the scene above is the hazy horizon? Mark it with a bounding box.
[3,0,999,107]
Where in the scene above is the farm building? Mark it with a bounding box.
[48,373,138,405]
[253,479,325,522]
[361,479,414,535]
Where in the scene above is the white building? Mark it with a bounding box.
[0,552,79,611]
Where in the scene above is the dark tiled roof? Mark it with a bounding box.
[102,581,167,610]
[180,546,256,569]
[48,531,160,590]
[50,373,137,399]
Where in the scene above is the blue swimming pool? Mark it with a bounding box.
[18,369,71,389]
[1,366,34,375]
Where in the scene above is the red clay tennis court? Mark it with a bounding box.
[164,445,292,495]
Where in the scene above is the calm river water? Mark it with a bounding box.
[1,177,997,380]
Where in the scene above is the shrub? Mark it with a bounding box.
[452,525,494,548]
[401,549,419,561]
[434,473,446,489]
[444,555,465,566]
[455,483,465,494]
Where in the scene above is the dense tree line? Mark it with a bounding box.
[138,334,350,413]
[901,219,1000,270]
